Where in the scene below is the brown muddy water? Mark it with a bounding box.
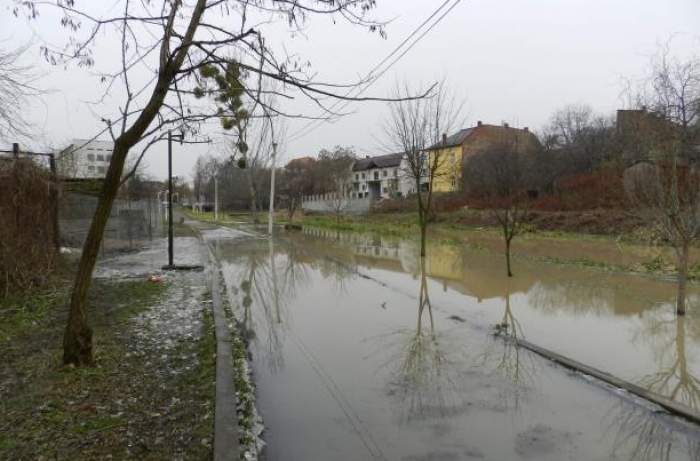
[209,228,700,461]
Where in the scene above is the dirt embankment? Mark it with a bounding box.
[373,197,644,236]
[452,209,645,236]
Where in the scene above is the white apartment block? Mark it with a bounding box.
[56,139,115,179]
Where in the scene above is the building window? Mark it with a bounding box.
[97,166,106,173]
[361,184,366,191]
[362,173,365,179]
[87,165,95,171]
[382,187,388,193]
[355,173,359,180]
[97,155,104,161]
[383,170,388,177]
[373,171,379,180]
[106,155,112,162]
[87,154,95,161]
[394,168,398,176]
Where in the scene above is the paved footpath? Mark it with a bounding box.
[94,223,244,461]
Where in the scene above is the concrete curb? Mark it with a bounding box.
[506,335,700,425]
[210,266,240,461]
[187,224,240,461]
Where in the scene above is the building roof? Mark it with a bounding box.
[427,128,475,150]
[352,152,403,171]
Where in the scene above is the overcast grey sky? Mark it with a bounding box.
[3,0,699,182]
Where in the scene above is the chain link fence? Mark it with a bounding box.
[59,193,168,254]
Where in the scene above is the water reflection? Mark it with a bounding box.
[289,228,700,411]
[633,303,700,409]
[492,294,533,388]
[477,283,539,419]
[219,238,309,372]
[385,257,461,423]
[608,398,700,461]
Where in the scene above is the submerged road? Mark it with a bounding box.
[200,224,700,461]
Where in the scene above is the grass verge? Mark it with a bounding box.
[0,276,215,461]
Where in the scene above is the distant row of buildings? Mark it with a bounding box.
[347,121,540,200]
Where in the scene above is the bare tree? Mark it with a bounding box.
[227,114,275,222]
[199,59,287,222]
[625,48,700,316]
[191,154,217,206]
[278,156,316,221]
[12,0,414,366]
[0,42,41,144]
[465,131,529,277]
[315,145,356,194]
[382,80,464,256]
[626,160,700,316]
[539,103,615,177]
[314,145,355,219]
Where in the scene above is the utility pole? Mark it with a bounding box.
[166,129,183,268]
[268,142,277,235]
[214,174,219,221]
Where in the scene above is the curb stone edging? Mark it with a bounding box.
[504,335,700,426]
[209,264,241,460]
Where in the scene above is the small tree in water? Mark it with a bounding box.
[464,131,530,277]
[382,80,464,257]
[624,46,700,316]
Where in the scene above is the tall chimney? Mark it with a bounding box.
[523,127,529,132]
[503,122,509,128]
[477,120,482,126]
[442,133,447,145]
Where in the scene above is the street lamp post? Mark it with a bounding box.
[214,174,219,221]
[268,142,277,235]
[167,129,183,268]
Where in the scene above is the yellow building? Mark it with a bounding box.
[427,122,541,193]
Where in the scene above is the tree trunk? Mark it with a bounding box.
[505,237,513,277]
[676,315,687,381]
[61,0,208,366]
[63,141,130,365]
[246,171,258,222]
[419,216,427,258]
[288,197,296,222]
[676,242,689,316]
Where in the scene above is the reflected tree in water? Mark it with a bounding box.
[384,257,462,422]
[228,239,309,372]
[633,302,700,410]
[477,285,538,418]
[608,398,700,461]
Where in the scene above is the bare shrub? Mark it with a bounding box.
[0,158,61,297]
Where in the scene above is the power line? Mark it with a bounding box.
[286,0,458,142]
[286,0,463,144]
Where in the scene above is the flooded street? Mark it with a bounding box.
[208,227,700,460]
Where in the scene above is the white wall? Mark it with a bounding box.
[56,139,115,179]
